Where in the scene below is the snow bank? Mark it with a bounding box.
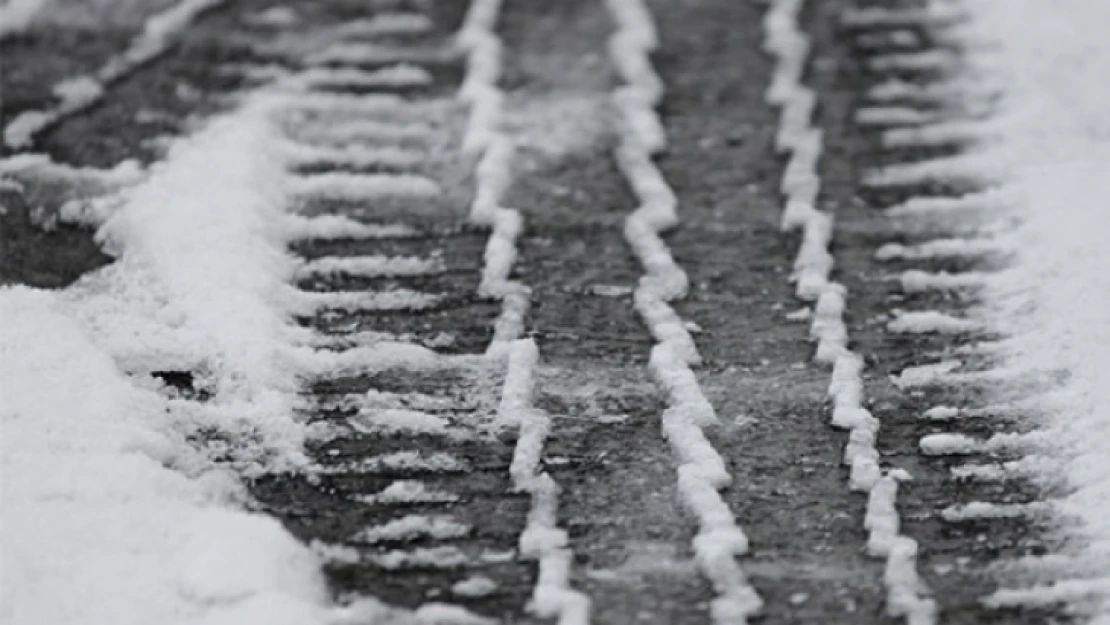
[1,92,348,624]
[953,0,1110,616]
[0,289,335,625]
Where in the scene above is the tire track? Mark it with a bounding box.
[812,1,1072,623]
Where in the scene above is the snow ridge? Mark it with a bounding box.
[458,1,588,620]
[498,340,591,624]
[606,1,762,621]
[762,1,936,622]
[457,0,530,357]
[3,0,226,148]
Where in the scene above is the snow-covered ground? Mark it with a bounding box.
[0,94,338,625]
[953,0,1110,618]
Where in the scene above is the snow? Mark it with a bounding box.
[347,408,454,437]
[875,238,1008,262]
[897,269,988,293]
[335,13,433,37]
[492,338,590,624]
[0,0,50,38]
[316,451,469,475]
[457,0,531,356]
[352,516,471,544]
[942,0,1110,615]
[293,64,434,89]
[308,42,454,67]
[612,0,761,619]
[369,546,469,571]
[451,576,499,598]
[354,480,460,505]
[855,106,941,128]
[867,50,957,73]
[882,120,994,148]
[3,0,225,148]
[282,214,417,241]
[297,255,443,279]
[887,310,979,335]
[0,289,337,625]
[290,171,442,200]
[283,141,425,170]
[763,1,935,620]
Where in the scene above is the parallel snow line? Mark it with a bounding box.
[496,339,590,624]
[456,0,529,357]
[282,142,427,170]
[296,255,444,280]
[460,3,587,620]
[839,4,968,30]
[289,172,442,200]
[293,289,442,313]
[308,42,460,67]
[3,0,226,148]
[607,1,761,621]
[293,64,435,89]
[334,13,434,38]
[763,2,935,623]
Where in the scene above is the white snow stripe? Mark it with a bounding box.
[919,431,1039,457]
[883,189,1013,218]
[875,237,1009,261]
[368,546,469,570]
[315,451,469,475]
[354,480,461,505]
[887,310,981,335]
[457,0,532,356]
[867,50,959,73]
[297,119,438,145]
[292,64,435,89]
[897,269,991,293]
[289,172,442,200]
[495,338,590,624]
[3,0,225,148]
[294,289,442,313]
[309,42,458,67]
[282,141,426,170]
[352,515,471,544]
[882,120,994,148]
[763,2,935,621]
[840,5,967,29]
[610,1,761,621]
[939,501,1050,522]
[316,389,474,413]
[866,77,999,105]
[864,153,999,188]
[459,3,587,614]
[855,30,922,52]
[281,214,418,241]
[296,255,444,280]
[855,106,942,127]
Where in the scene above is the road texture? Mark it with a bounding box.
[0,0,1068,623]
